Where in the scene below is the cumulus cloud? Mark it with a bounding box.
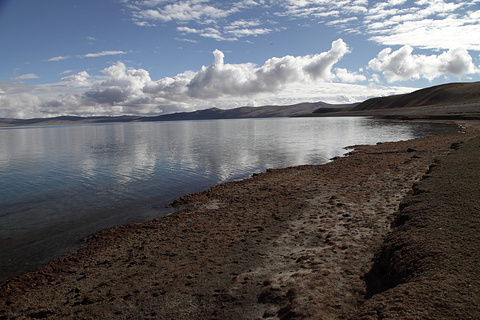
[303,39,350,80]
[368,45,479,82]
[1,39,366,118]
[146,38,351,100]
[0,92,41,118]
[0,82,41,118]
[83,62,152,106]
[61,71,92,87]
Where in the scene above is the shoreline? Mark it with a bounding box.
[1,121,479,319]
[0,118,458,286]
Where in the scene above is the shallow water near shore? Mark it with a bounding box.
[0,117,458,282]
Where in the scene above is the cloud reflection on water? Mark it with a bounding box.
[0,118,459,282]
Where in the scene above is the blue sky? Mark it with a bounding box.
[0,0,479,118]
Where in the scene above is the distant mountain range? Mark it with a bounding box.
[145,102,356,121]
[0,101,356,127]
[1,81,479,127]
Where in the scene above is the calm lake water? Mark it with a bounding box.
[0,117,458,282]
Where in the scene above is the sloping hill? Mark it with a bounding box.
[305,81,480,120]
[352,82,480,111]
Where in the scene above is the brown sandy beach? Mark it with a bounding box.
[1,122,479,319]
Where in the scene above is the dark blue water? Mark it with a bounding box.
[0,117,458,282]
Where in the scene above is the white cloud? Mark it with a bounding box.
[225,19,262,29]
[369,18,480,51]
[0,82,41,118]
[326,16,358,26]
[334,68,367,82]
[177,26,238,41]
[132,1,236,23]
[0,39,370,118]
[387,0,407,5]
[175,37,199,43]
[128,1,281,41]
[133,8,164,21]
[46,51,127,64]
[61,71,92,87]
[368,45,479,82]
[83,51,127,58]
[274,0,368,21]
[226,27,272,37]
[0,92,41,118]
[146,38,351,100]
[60,70,74,75]
[177,19,272,41]
[246,81,415,106]
[47,55,71,62]
[122,0,480,52]
[302,39,350,80]
[364,0,480,50]
[370,73,381,84]
[269,1,480,51]
[83,62,152,107]
[13,73,40,80]
[177,26,199,34]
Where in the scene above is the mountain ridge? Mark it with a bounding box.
[2,81,480,127]
[0,101,356,127]
[352,81,480,111]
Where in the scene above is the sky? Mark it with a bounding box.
[0,0,479,119]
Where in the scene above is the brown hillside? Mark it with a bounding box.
[353,81,480,111]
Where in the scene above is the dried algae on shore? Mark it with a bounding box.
[1,123,479,319]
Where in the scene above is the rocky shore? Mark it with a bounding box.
[1,122,479,319]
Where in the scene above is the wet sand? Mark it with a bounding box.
[1,122,479,319]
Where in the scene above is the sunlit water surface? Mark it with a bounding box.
[0,117,458,282]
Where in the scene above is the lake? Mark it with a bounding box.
[0,117,458,282]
